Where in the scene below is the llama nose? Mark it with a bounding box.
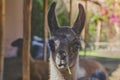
[58,50,66,60]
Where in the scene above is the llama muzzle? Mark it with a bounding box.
[55,51,68,69]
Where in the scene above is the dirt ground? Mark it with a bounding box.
[3,56,120,80]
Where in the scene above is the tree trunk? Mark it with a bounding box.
[96,20,102,49]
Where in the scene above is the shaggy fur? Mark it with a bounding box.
[48,2,108,80]
[30,56,49,80]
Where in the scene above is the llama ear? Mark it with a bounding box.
[72,3,86,37]
[48,2,59,36]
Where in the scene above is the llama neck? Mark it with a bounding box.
[49,55,73,80]
[49,54,86,80]
[67,56,86,79]
[76,56,86,79]
[70,55,86,80]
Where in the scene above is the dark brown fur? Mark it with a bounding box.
[11,39,49,80]
[30,56,49,80]
[17,56,49,80]
[79,58,108,77]
[48,2,108,80]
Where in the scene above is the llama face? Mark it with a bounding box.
[48,2,85,70]
[49,27,81,69]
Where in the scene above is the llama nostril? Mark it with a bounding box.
[58,50,66,60]
[62,54,66,60]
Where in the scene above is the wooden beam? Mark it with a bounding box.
[0,0,5,80]
[69,0,72,27]
[96,20,101,49]
[22,0,32,80]
[43,0,48,62]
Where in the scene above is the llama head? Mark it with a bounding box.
[48,2,86,70]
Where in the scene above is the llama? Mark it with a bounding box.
[11,38,107,80]
[48,2,108,80]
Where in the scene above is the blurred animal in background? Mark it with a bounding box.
[11,36,50,60]
[12,36,49,80]
[31,36,50,59]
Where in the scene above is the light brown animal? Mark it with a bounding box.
[11,39,49,80]
[30,56,49,80]
[16,56,49,80]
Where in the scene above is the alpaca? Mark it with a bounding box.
[48,2,108,80]
[11,37,50,59]
[29,56,49,80]
[16,56,49,80]
[11,38,49,80]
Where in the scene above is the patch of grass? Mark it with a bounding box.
[79,50,97,56]
[79,50,120,59]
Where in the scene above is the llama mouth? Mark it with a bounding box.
[56,57,68,69]
[57,60,67,69]
[59,63,65,67]
[58,64,66,69]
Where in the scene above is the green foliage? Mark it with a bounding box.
[57,12,69,26]
[87,13,97,42]
[31,0,44,39]
[87,9,109,43]
[88,23,96,41]
[31,0,69,39]
[101,27,109,42]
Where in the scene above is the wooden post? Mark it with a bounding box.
[43,0,48,62]
[0,0,5,80]
[81,0,87,56]
[80,0,102,50]
[22,0,32,80]
[69,0,72,27]
[96,20,101,49]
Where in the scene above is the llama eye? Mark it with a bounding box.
[49,40,55,51]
